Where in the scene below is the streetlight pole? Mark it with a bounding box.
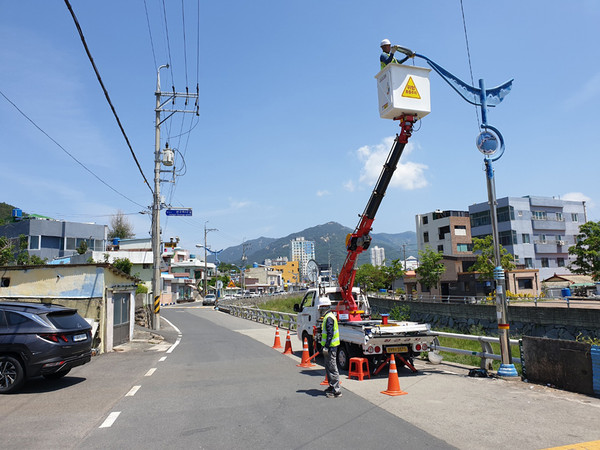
[203,222,217,296]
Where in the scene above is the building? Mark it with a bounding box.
[370,245,385,266]
[469,196,587,280]
[416,210,472,256]
[0,214,107,262]
[0,264,137,352]
[267,260,300,291]
[243,265,283,294]
[290,237,315,281]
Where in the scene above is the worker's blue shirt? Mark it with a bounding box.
[380,52,398,68]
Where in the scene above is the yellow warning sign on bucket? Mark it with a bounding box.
[402,77,421,99]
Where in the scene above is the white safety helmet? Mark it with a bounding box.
[380,39,391,47]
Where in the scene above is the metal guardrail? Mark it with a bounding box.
[223,304,520,370]
[432,331,522,369]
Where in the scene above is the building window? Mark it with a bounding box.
[454,225,467,236]
[525,258,533,268]
[29,235,40,250]
[518,210,523,217]
[437,245,444,253]
[497,206,515,223]
[572,213,579,222]
[541,258,549,268]
[66,237,77,250]
[518,278,533,290]
[557,258,565,267]
[499,230,517,246]
[420,282,430,293]
[533,211,547,220]
[457,244,469,252]
[471,210,491,227]
[423,232,429,243]
[422,216,428,225]
[522,234,530,244]
[556,212,563,221]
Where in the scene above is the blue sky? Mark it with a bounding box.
[1,1,599,256]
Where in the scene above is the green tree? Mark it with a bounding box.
[415,247,445,290]
[381,258,405,290]
[76,240,88,255]
[469,235,515,279]
[355,263,386,292]
[568,221,600,280]
[108,210,135,240]
[112,257,133,275]
[0,236,15,265]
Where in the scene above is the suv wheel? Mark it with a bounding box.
[0,356,25,394]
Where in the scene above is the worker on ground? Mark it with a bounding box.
[321,308,342,398]
[380,39,413,69]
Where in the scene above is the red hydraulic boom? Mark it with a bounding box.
[337,115,417,321]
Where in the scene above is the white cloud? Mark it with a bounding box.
[562,192,594,208]
[316,190,330,197]
[356,137,428,190]
[343,180,355,192]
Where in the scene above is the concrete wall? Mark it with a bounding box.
[369,296,600,340]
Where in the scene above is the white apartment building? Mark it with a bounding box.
[370,245,385,266]
[290,237,315,281]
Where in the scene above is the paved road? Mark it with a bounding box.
[1,304,599,449]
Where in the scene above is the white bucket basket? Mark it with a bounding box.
[375,64,431,119]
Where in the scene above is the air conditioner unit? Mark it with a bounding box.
[557,240,565,245]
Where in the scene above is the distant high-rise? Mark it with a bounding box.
[370,245,385,266]
[290,237,315,281]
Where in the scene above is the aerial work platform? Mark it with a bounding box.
[375,64,431,119]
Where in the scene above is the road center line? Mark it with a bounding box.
[126,385,141,396]
[99,411,121,428]
[145,368,157,377]
[159,356,167,362]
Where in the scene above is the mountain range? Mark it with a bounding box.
[213,221,417,271]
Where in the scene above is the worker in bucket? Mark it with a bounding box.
[380,39,414,69]
[321,308,342,398]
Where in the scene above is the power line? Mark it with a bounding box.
[458,0,481,129]
[143,0,158,70]
[0,89,147,209]
[63,0,153,194]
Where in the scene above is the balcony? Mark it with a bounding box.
[534,241,568,254]
[531,219,566,231]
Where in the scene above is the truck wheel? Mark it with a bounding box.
[0,355,25,394]
[302,332,315,356]
[337,344,350,372]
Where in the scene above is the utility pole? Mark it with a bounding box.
[203,222,217,296]
[241,241,251,292]
[402,243,407,270]
[151,64,198,331]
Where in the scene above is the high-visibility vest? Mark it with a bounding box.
[321,312,340,347]
[381,52,399,70]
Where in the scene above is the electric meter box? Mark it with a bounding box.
[375,64,431,119]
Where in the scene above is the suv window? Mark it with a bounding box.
[6,311,32,326]
[0,310,7,328]
[46,311,89,329]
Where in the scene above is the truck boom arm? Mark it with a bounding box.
[337,115,417,318]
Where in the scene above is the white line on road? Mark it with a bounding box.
[99,411,121,428]
[166,338,181,354]
[159,356,167,362]
[161,316,182,334]
[126,385,141,396]
[145,368,157,377]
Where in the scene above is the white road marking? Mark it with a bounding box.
[99,411,121,428]
[126,385,141,396]
[145,368,157,377]
[161,317,181,334]
[166,338,181,354]
[159,356,167,362]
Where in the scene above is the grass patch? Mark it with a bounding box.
[258,295,303,314]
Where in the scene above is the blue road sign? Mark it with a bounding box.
[165,208,192,217]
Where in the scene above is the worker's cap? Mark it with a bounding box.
[380,39,391,47]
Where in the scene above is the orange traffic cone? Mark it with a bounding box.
[381,354,408,396]
[272,327,283,349]
[320,373,329,385]
[297,338,316,368]
[282,330,293,355]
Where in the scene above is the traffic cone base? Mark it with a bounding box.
[283,330,293,355]
[297,337,316,367]
[272,327,283,349]
[381,355,408,396]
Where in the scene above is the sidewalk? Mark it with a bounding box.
[200,308,600,450]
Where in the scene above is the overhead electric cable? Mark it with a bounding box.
[0,89,147,209]
[181,0,189,87]
[161,0,176,87]
[143,0,158,70]
[459,0,481,129]
[63,0,153,194]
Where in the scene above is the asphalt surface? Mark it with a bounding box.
[2,303,599,449]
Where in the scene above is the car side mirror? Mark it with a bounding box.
[293,304,300,313]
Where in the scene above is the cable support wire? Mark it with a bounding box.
[0,89,147,210]
[459,0,481,129]
[63,0,153,195]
